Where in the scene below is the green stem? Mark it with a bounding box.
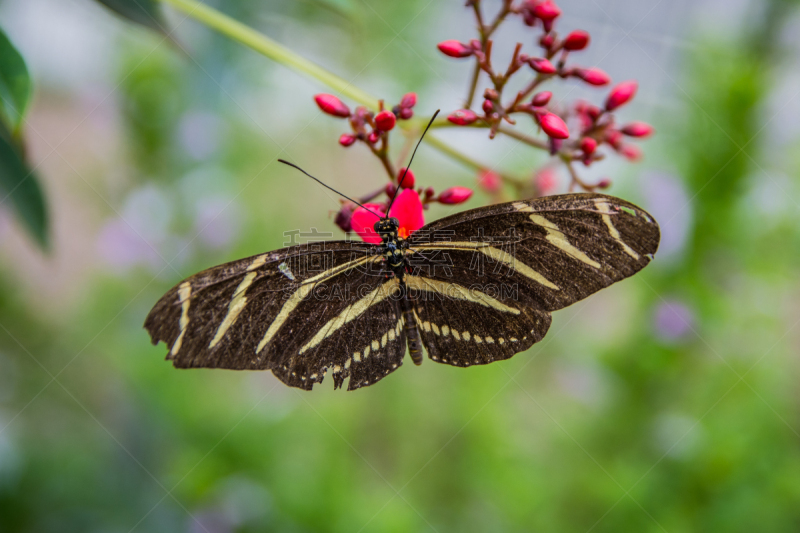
[159,0,378,108]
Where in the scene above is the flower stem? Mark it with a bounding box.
[159,0,378,108]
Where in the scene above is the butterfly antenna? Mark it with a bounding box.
[386,109,440,215]
[278,159,383,218]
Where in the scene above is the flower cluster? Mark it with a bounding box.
[316,92,474,243]
[440,0,653,194]
[314,0,652,243]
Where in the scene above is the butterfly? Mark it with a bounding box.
[144,192,660,391]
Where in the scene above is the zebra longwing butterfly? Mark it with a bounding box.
[144,192,660,391]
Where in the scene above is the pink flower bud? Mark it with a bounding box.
[400,93,417,108]
[385,182,397,199]
[586,105,602,121]
[367,131,380,144]
[535,167,558,195]
[574,68,611,86]
[580,137,597,155]
[438,186,473,205]
[397,167,415,189]
[314,94,351,117]
[529,57,557,74]
[540,34,555,49]
[597,178,612,189]
[437,40,474,58]
[539,112,570,139]
[532,91,552,106]
[478,169,502,194]
[605,80,638,111]
[620,144,642,161]
[563,30,590,51]
[533,0,561,21]
[399,107,414,120]
[374,110,396,131]
[447,109,479,126]
[424,187,435,200]
[482,99,494,114]
[605,129,623,148]
[334,203,356,232]
[338,133,356,147]
[621,121,654,138]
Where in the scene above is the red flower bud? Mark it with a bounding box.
[437,40,473,58]
[539,112,570,139]
[580,137,597,155]
[400,93,417,108]
[424,187,435,200]
[482,99,494,114]
[529,57,557,74]
[532,91,552,107]
[367,131,380,144]
[399,107,414,120]
[334,203,356,233]
[314,94,351,117]
[533,0,561,21]
[447,109,479,126]
[586,105,602,121]
[605,80,638,111]
[374,110,396,131]
[338,133,357,147]
[540,34,555,49]
[563,30,590,51]
[535,167,558,195]
[621,121,654,138]
[597,178,612,189]
[397,167,415,189]
[620,144,642,161]
[478,169,502,194]
[574,68,611,86]
[605,129,623,148]
[438,186,473,205]
[385,182,397,199]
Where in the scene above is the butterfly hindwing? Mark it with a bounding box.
[144,242,407,389]
[406,193,659,365]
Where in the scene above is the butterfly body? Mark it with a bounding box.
[145,193,660,391]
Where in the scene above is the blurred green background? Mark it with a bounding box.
[1,0,800,531]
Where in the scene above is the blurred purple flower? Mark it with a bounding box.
[641,172,692,263]
[96,218,163,271]
[179,111,223,161]
[193,197,241,250]
[653,299,695,341]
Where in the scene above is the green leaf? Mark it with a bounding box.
[0,123,48,248]
[0,28,32,135]
[95,0,168,34]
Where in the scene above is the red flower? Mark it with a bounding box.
[478,170,502,194]
[574,68,611,86]
[529,57,557,74]
[338,133,356,147]
[314,94,351,117]
[350,190,425,243]
[563,30,590,51]
[447,109,479,125]
[437,40,474,58]
[438,186,473,205]
[606,80,638,111]
[532,91,552,106]
[621,121,654,138]
[539,112,570,139]
[397,167,415,189]
[374,110,396,131]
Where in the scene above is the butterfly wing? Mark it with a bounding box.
[144,242,406,390]
[405,193,659,366]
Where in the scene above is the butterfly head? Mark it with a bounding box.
[374,218,399,241]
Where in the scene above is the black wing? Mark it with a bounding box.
[405,193,660,367]
[144,241,406,390]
